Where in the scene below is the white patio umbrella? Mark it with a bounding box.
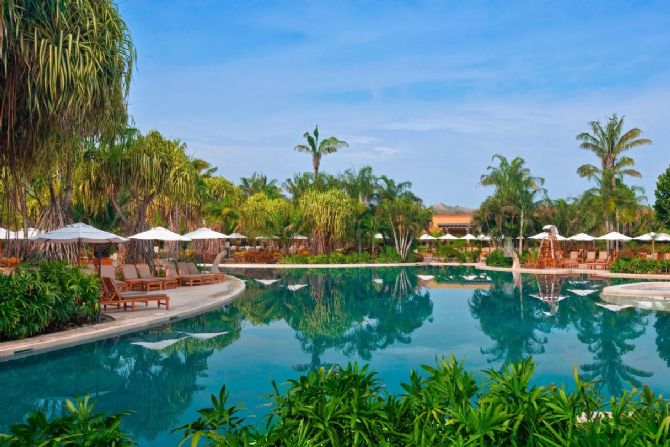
[34,223,128,271]
[226,232,246,239]
[597,231,631,252]
[596,231,631,241]
[373,233,385,240]
[291,234,309,240]
[438,233,459,240]
[634,232,670,253]
[419,233,436,241]
[0,228,16,239]
[529,232,567,241]
[182,228,229,265]
[460,233,477,241]
[568,233,595,241]
[182,227,228,240]
[129,226,190,270]
[476,234,492,241]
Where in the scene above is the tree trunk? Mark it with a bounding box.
[518,209,524,254]
[312,155,321,177]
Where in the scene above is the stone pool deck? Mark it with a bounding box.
[0,276,245,362]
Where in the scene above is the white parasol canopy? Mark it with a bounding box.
[476,234,492,241]
[438,233,459,240]
[634,232,670,242]
[226,232,247,239]
[419,233,436,240]
[0,228,16,239]
[596,231,631,242]
[568,233,595,241]
[182,227,228,240]
[35,223,128,243]
[373,233,385,240]
[529,232,567,241]
[291,234,309,240]
[129,226,190,242]
[460,233,477,241]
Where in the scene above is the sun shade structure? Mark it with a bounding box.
[476,234,492,241]
[34,223,127,243]
[529,232,567,241]
[373,233,385,240]
[419,234,436,240]
[226,232,246,239]
[291,234,309,240]
[0,228,16,239]
[596,231,632,241]
[182,227,228,240]
[438,233,459,240]
[129,226,190,242]
[568,233,596,241]
[460,233,477,241]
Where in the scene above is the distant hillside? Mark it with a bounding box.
[430,203,475,215]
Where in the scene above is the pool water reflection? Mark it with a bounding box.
[1,267,669,446]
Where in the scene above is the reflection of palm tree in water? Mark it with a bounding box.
[656,313,670,367]
[573,303,652,396]
[470,274,551,364]
[235,268,432,372]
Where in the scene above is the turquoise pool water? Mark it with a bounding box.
[2,266,670,446]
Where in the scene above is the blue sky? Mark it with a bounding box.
[118,0,670,207]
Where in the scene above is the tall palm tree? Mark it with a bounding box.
[576,114,652,232]
[239,172,282,198]
[294,125,349,177]
[480,155,545,252]
[1,0,135,234]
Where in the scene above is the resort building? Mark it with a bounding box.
[429,204,474,236]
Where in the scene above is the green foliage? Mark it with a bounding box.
[173,357,670,446]
[0,262,100,341]
[0,396,133,446]
[282,249,401,264]
[610,258,670,274]
[655,166,670,229]
[485,249,513,267]
[378,197,431,261]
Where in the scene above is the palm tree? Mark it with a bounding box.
[294,126,349,177]
[576,114,652,232]
[480,155,545,253]
[239,172,282,198]
[1,0,135,236]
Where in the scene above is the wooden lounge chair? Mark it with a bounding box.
[136,263,179,289]
[177,262,212,285]
[561,251,580,268]
[101,277,170,311]
[120,264,164,291]
[170,262,204,286]
[184,261,224,283]
[590,251,610,270]
[100,265,129,292]
[582,251,596,269]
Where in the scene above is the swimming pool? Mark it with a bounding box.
[1,266,669,446]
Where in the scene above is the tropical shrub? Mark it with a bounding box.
[0,262,100,341]
[485,249,513,267]
[174,357,670,446]
[610,258,670,274]
[0,396,132,446]
[6,358,670,446]
[282,249,395,264]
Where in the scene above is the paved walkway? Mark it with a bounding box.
[0,276,245,362]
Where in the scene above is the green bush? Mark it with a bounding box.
[7,358,670,446]
[0,262,100,341]
[174,357,670,446]
[0,396,132,446]
[281,248,402,264]
[610,258,670,274]
[485,249,513,267]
